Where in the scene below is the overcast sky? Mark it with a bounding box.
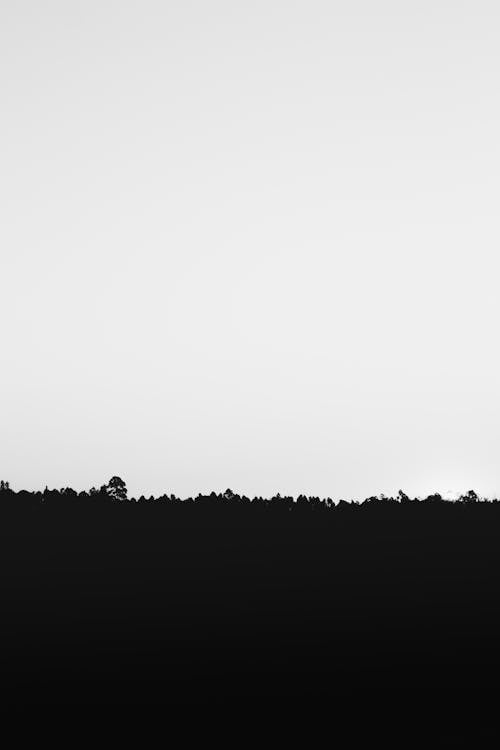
[1,1,499,499]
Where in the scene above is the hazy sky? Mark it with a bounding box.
[2,1,500,499]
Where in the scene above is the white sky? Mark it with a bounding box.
[1,1,500,499]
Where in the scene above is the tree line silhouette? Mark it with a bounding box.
[0,475,488,510]
[1,473,500,741]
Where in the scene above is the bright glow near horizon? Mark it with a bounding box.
[1,1,500,499]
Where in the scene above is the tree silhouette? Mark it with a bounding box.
[398,489,410,503]
[462,489,478,504]
[106,476,128,501]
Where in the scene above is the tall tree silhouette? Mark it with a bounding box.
[106,476,128,501]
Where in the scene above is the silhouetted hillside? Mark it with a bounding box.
[0,478,499,740]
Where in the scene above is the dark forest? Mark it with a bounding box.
[1,477,499,741]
